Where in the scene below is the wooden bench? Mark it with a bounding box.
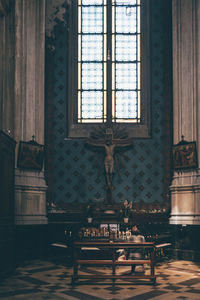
[72,240,156,284]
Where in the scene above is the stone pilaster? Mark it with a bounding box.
[170,0,200,225]
[0,0,15,135]
[14,0,47,225]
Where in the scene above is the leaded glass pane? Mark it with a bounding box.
[82,91,103,119]
[78,0,140,123]
[115,6,137,33]
[116,35,137,61]
[114,0,137,5]
[115,91,137,119]
[115,63,137,90]
[82,6,103,33]
[82,35,103,61]
[82,0,103,5]
[82,63,103,90]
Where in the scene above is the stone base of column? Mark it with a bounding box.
[169,170,200,225]
[170,214,200,225]
[15,169,48,225]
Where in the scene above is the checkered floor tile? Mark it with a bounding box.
[0,259,200,299]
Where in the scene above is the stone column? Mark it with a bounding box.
[170,0,200,225]
[14,0,47,225]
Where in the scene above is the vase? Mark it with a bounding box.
[123,217,129,223]
[87,217,93,223]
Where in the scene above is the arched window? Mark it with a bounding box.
[67,0,151,138]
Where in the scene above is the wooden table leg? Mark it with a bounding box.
[112,249,116,284]
[150,247,155,283]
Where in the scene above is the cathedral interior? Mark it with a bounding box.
[1,0,200,299]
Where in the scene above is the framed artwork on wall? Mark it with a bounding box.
[17,139,44,171]
[172,139,198,171]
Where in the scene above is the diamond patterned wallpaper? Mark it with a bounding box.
[45,0,172,211]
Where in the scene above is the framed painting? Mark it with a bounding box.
[172,140,198,170]
[17,140,44,171]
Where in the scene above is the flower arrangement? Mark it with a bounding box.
[121,200,133,218]
[86,204,93,223]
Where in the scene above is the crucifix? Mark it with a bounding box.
[86,128,133,205]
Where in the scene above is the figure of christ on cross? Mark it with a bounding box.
[87,130,133,203]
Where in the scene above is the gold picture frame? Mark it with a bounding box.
[172,140,198,170]
[17,139,44,171]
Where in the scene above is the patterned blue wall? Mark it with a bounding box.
[46,0,172,211]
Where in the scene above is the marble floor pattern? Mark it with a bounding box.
[0,259,200,300]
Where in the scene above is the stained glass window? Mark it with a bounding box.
[67,0,150,138]
[77,0,141,123]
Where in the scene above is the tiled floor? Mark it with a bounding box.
[0,259,200,299]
